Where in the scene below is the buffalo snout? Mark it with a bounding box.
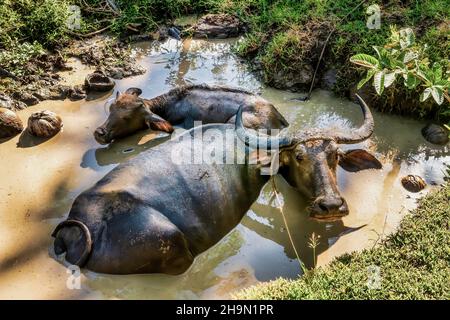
[310,196,349,221]
[94,127,111,145]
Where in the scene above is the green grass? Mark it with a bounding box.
[0,41,45,77]
[235,183,450,300]
[0,0,70,48]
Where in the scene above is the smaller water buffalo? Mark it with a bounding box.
[53,94,381,275]
[94,84,288,144]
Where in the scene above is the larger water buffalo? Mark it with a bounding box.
[94,84,288,144]
[53,95,381,274]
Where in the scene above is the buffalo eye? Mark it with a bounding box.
[296,154,304,161]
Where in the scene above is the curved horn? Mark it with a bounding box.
[334,94,374,144]
[235,106,293,149]
[52,219,92,267]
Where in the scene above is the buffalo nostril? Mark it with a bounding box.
[318,197,344,212]
[319,203,329,212]
[95,128,105,136]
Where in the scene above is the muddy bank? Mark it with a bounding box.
[0,36,146,111]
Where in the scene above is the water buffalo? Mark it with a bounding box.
[53,94,381,274]
[94,84,288,144]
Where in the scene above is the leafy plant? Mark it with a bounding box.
[350,27,450,106]
[0,41,45,76]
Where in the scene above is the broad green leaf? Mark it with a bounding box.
[357,69,376,89]
[374,71,385,95]
[431,62,443,82]
[420,88,432,102]
[404,72,420,89]
[435,79,450,88]
[373,46,390,67]
[416,65,432,84]
[431,86,444,105]
[350,54,379,69]
[384,72,397,88]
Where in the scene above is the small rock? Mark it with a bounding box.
[32,89,53,101]
[13,101,27,110]
[193,14,242,39]
[107,68,125,80]
[401,175,427,193]
[421,123,449,145]
[168,27,181,40]
[272,64,314,90]
[27,110,62,138]
[12,92,40,106]
[0,107,24,139]
[51,85,72,100]
[69,84,87,101]
[0,93,15,110]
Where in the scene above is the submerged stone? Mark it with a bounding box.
[401,175,427,193]
[0,107,23,139]
[421,123,449,145]
[27,110,62,138]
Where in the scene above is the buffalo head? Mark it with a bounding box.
[236,94,382,221]
[94,88,174,144]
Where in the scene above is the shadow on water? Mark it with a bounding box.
[85,90,114,102]
[16,130,58,148]
[80,130,171,170]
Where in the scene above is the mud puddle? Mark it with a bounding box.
[0,38,448,299]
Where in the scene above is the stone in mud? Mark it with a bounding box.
[52,85,72,100]
[421,123,449,145]
[32,86,70,101]
[107,68,125,80]
[69,84,87,101]
[85,72,115,92]
[193,14,242,39]
[0,93,15,110]
[12,91,40,106]
[271,64,314,90]
[401,175,427,193]
[27,110,62,138]
[0,108,24,139]
[13,100,27,111]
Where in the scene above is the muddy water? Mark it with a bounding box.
[0,38,448,299]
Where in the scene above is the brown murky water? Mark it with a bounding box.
[0,38,448,299]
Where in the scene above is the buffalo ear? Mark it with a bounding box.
[125,87,143,96]
[338,149,382,172]
[145,113,174,133]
